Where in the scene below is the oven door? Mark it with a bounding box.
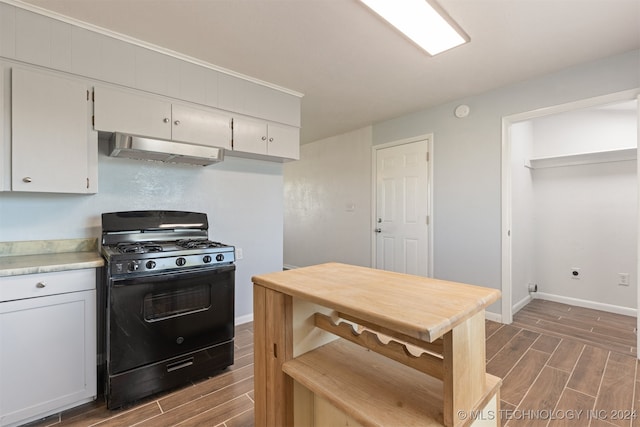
[107,264,234,375]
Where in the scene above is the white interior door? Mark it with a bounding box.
[374,139,429,276]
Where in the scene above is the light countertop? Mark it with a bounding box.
[0,238,104,277]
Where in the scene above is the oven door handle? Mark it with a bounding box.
[166,357,194,372]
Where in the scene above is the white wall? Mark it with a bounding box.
[281,51,640,317]
[0,142,285,322]
[371,50,639,315]
[532,105,638,157]
[283,126,372,268]
[528,106,638,310]
[510,121,535,309]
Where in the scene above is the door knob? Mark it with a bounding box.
[375,228,382,233]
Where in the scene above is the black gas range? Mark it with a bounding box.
[101,210,235,276]
[99,210,236,409]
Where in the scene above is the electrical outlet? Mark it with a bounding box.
[571,268,580,279]
[235,248,243,260]
[618,273,629,286]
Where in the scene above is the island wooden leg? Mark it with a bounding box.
[253,284,294,427]
[442,310,487,427]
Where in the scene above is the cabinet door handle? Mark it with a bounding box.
[261,136,267,141]
[36,282,46,288]
[269,137,274,142]
[174,120,180,126]
[163,118,170,123]
[23,177,32,183]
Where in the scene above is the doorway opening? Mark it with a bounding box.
[501,90,639,337]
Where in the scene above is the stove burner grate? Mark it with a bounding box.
[176,239,225,249]
[116,242,163,254]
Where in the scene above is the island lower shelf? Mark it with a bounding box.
[283,338,501,427]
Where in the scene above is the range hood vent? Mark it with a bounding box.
[109,133,224,166]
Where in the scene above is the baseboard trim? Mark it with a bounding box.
[513,294,533,314]
[235,313,253,326]
[485,311,502,323]
[534,292,637,317]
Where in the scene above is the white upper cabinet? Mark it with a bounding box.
[266,123,300,159]
[93,86,232,150]
[232,117,299,161]
[11,67,97,194]
[94,85,172,140]
[14,9,72,72]
[218,74,300,127]
[0,3,16,59]
[2,3,301,163]
[171,103,232,149]
[232,117,268,156]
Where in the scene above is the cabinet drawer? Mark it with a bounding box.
[0,269,95,302]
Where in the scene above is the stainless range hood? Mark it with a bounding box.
[109,133,224,166]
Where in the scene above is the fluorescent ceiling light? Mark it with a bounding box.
[359,0,468,56]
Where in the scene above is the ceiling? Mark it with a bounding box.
[18,0,640,144]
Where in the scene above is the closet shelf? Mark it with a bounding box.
[525,147,636,169]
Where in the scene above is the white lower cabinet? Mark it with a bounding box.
[0,270,97,427]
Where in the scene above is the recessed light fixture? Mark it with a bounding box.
[358,0,469,56]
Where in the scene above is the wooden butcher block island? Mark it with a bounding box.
[252,263,502,427]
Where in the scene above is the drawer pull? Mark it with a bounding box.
[36,282,46,288]
[166,357,194,372]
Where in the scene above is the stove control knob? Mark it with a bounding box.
[128,261,139,272]
[146,260,156,270]
[203,255,212,264]
[216,254,224,262]
[176,257,186,267]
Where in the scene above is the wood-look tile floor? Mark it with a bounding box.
[26,299,638,427]
[493,299,638,427]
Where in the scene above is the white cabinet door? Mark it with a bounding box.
[0,289,96,427]
[233,117,268,156]
[232,117,299,160]
[11,68,94,193]
[171,103,232,149]
[93,85,172,139]
[94,87,232,150]
[267,123,300,160]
